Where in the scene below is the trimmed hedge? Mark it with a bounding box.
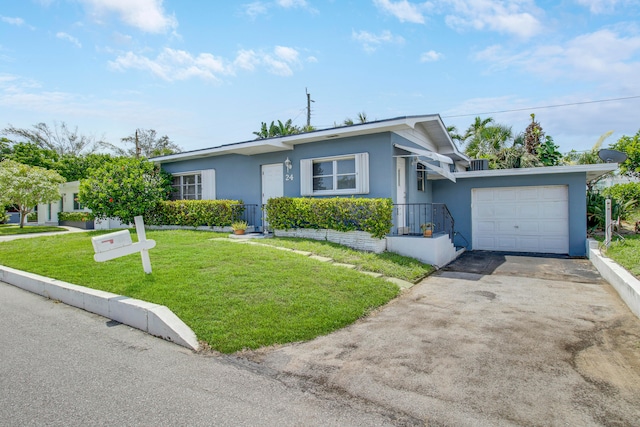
[58,212,95,222]
[145,200,244,227]
[265,197,393,239]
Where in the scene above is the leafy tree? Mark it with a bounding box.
[610,129,640,178]
[2,121,103,156]
[253,119,300,139]
[102,129,181,158]
[5,142,59,169]
[491,146,541,169]
[0,159,65,227]
[54,153,113,181]
[446,125,464,145]
[79,157,172,224]
[536,136,563,166]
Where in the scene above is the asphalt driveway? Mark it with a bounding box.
[249,251,640,426]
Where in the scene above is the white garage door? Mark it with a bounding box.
[472,185,569,254]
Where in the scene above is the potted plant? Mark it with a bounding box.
[231,220,248,235]
[420,222,433,238]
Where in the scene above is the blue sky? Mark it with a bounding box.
[1,0,639,154]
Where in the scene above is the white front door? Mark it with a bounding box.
[396,158,408,234]
[472,185,569,254]
[262,163,284,230]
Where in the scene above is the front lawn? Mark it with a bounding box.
[603,234,640,279]
[0,230,404,353]
[0,224,67,235]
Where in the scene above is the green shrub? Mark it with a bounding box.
[145,200,244,227]
[265,197,393,239]
[58,211,95,222]
[26,212,38,222]
[602,182,640,208]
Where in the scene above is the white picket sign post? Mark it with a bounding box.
[92,215,156,274]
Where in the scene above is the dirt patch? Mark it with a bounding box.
[241,256,640,426]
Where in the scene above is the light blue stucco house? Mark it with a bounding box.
[152,114,616,264]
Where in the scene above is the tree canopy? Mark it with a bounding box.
[78,157,171,224]
[102,129,182,158]
[2,121,103,156]
[610,129,640,178]
[0,159,65,227]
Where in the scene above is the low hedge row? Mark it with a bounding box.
[265,197,393,239]
[145,200,244,227]
[58,212,95,222]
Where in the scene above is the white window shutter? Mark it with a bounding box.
[300,159,313,196]
[355,152,369,194]
[201,169,216,200]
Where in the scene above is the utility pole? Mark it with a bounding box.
[135,129,140,159]
[306,88,314,128]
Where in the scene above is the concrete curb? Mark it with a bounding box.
[587,239,640,319]
[0,265,200,351]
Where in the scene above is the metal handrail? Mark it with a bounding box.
[390,203,454,241]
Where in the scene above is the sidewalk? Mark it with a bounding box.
[0,226,91,242]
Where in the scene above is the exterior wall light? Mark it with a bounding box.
[284,157,292,172]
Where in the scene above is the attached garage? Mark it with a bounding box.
[472,185,569,254]
[431,164,617,257]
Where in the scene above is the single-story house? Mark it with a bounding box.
[36,181,126,230]
[146,114,615,265]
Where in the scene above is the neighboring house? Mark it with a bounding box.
[36,181,126,230]
[149,114,616,264]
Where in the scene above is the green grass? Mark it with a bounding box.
[603,234,640,279]
[259,237,434,282]
[0,224,67,235]
[0,230,401,353]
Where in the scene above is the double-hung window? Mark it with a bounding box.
[300,153,369,196]
[417,163,426,192]
[172,173,202,200]
[73,193,84,210]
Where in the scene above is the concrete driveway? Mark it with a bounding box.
[249,252,640,426]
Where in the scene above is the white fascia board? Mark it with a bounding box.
[455,163,618,182]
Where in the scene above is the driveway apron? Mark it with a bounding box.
[253,251,640,427]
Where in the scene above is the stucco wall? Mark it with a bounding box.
[160,133,397,205]
[432,172,588,257]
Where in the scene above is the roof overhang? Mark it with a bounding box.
[151,114,465,164]
[393,143,456,182]
[454,163,618,183]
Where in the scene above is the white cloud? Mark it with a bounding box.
[276,0,309,8]
[243,2,269,17]
[574,0,621,14]
[352,29,405,53]
[1,16,25,26]
[443,0,542,39]
[56,32,82,48]
[420,50,442,62]
[109,46,302,80]
[474,28,640,93]
[373,0,432,24]
[78,0,177,33]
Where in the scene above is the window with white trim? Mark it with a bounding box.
[300,153,369,196]
[73,193,84,210]
[171,173,202,200]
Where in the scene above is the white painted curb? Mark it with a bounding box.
[587,239,640,319]
[0,265,199,351]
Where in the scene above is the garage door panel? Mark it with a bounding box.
[472,185,569,254]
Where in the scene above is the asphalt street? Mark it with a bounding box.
[0,282,409,427]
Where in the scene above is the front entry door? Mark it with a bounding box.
[262,163,284,231]
[396,158,408,234]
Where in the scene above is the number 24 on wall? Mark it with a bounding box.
[285,174,294,181]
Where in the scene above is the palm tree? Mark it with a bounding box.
[462,117,514,159]
[253,119,301,139]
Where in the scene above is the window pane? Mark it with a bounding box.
[313,177,333,191]
[313,161,333,176]
[336,159,355,174]
[337,175,356,190]
[183,175,196,185]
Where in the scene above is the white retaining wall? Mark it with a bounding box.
[274,229,387,253]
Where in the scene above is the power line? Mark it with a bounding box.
[442,95,640,119]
